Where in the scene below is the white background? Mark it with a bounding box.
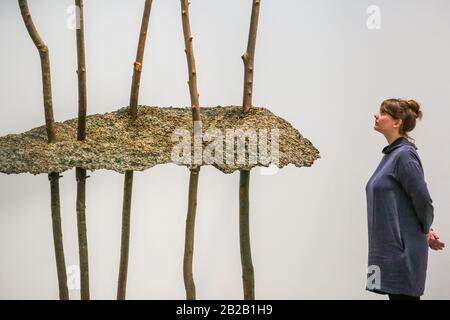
[0,0,449,299]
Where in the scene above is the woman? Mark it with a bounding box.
[366,98,445,300]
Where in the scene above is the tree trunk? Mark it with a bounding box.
[18,0,56,143]
[180,0,202,300]
[76,167,89,300]
[129,0,153,120]
[183,167,200,300]
[239,0,261,300]
[239,170,254,299]
[49,172,69,300]
[74,0,90,300]
[180,0,201,121]
[19,0,68,300]
[117,0,153,300]
[76,0,87,142]
[117,170,133,300]
[242,0,261,113]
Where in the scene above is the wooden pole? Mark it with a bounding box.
[180,0,201,121]
[117,0,153,300]
[76,0,87,142]
[129,0,153,120]
[117,170,133,300]
[49,172,69,300]
[74,0,90,300]
[239,170,254,299]
[239,0,261,300]
[180,0,201,300]
[18,0,56,143]
[242,0,261,114]
[18,0,69,300]
[183,168,199,300]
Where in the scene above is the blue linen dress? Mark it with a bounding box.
[365,137,434,297]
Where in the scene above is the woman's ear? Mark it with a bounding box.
[393,118,403,128]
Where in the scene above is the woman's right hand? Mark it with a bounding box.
[427,229,445,250]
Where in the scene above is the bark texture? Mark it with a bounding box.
[18,0,56,142]
[181,0,202,300]
[19,0,68,299]
[239,0,261,300]
[129,0,153,120]
[75,0,90,300]
[117,0,153,300]
[117,170,134,300]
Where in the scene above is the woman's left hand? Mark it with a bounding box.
[427,229,445,251]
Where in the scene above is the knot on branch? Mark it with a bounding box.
[76,174,90,182]
[134,61,142,72]
[48,173,63,182]
[39,45,49,54]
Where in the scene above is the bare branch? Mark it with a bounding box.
[180,0,201,121]
[180,0,202,300]
[242,0,261,113]
[49,172,69,300]
[129,0,153,120]
[117,1,154,301]
[18,0,56,142]
[76,0,87,141]
[117,170,133,300]
[19,0,68,300]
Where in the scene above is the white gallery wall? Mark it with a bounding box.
[0,0,449,299]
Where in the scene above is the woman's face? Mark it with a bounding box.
[374,109,401,135]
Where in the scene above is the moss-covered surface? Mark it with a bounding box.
[0,106,320,175]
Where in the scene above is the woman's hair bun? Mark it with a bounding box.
[406,100,423,120]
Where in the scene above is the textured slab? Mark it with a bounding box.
[0,106,320,174]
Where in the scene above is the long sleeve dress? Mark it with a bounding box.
[365,137,434,297]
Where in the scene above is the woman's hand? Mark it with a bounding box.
[427,229,445,250]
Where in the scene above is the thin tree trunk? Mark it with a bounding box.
[239,170,254,299]
[183,167,200,299]
[180,0,201,121]
[129,0,153,120]
[117,170,133,300]
[76,0,87,142]
[76,167,89,300]
[74,0,90,300]
[49,172,69,300]
[239,0,261,300]
[180,0,202,300]
[117,0,153,300]
[242,0,261,114]
[18,0,56,143]
[19,0,68,300]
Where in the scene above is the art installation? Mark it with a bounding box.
[0,0,320,300]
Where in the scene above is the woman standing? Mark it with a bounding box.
[366,98,445,300]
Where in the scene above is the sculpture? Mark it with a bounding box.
[0,0,320,300]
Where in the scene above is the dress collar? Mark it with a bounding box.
[382,137,416,154]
